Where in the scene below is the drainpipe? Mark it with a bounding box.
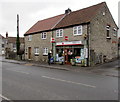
[87,23,91,67]
[52,30,56,63]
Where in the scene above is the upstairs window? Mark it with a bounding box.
[56,29,63,37]
[28,35,32,41]
[2,44,4,48]
[73,25,82,35]
[41,32,47,39]
[106,25,111,38]
[113,28,117,37]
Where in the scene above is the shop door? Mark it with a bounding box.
[64,49,72,64]
[28,47,31,59]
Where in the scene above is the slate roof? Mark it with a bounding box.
[24,2,106,35]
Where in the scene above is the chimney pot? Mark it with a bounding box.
[65,8,72,14]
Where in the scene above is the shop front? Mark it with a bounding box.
[55,41,86,65]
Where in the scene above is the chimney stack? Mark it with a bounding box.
[6,32,8,38]
[65,8,72,14]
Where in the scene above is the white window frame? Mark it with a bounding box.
[113,28,117,37]
[106,25,111,38]
[56,29,63,37]
[28,35,32,41]
[41,32,47,39]
[43,48,48,55]
[34,47,39,55]
[73,25,82,35]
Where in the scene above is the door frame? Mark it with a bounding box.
[28,47,31,60]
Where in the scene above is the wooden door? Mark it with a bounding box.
[28,47,31,59]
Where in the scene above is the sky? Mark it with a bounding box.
[0,0,119,37]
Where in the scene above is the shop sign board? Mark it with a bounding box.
[65,36,68,41]
[51,37,55,43]
[56,41,82,46]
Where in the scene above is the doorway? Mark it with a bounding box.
[64,49,73,64]
[28,47,31,60]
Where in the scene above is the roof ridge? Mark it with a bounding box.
[71,2,105,14]
[25,2,106,35]
[38,14,64,22]
[51,14,66,29]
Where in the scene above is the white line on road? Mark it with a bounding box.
[0,94,13,101]
[5,69,30,74]
[42,76,96,88]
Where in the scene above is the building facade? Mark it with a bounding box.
[5,33,25,59]
[0,34,6,55]
[24,2,118,66]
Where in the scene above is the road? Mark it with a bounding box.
[1,61,118,100]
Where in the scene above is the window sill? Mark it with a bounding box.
[34,53,39,56]
[56,36,63,38]
[41,38,47,40]
[106,37,111,39]
[43,53,48,56]
[73,34,82,36]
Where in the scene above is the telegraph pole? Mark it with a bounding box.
[16,14,20,55]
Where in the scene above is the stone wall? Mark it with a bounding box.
[25,32,52,62]
[89,4,118,66]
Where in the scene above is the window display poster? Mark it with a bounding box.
[58,56,64,62]
[84,48,88,58]
[81,48,84,59]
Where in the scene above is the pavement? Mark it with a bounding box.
[0,56,119,78]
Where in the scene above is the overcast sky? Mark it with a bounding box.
[0,0,119,37]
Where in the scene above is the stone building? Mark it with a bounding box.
[5,32,25,59]
[24,2,118,66]
[0,34,6,55]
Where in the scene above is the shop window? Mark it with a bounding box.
[74,48,81,56]
[41,32,47,39]
[73,25,82,35]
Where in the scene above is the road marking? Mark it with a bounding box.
[5,69,30,75]
[0,94,13,102]
[42,76,96,88]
